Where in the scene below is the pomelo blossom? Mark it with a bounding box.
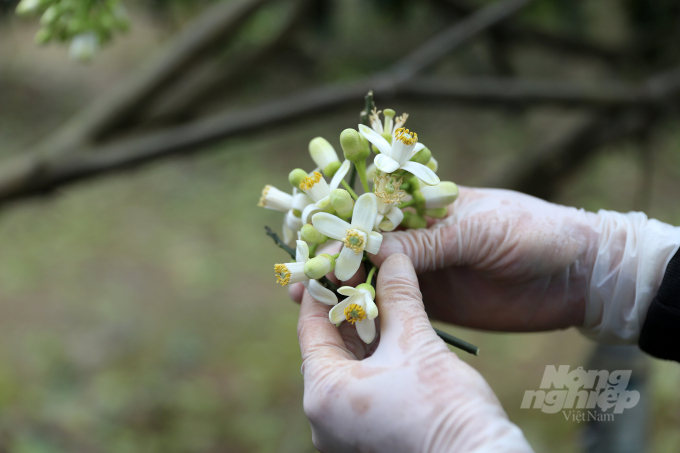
[358,124,439,186]
[299,160,351,223]
[373,172,405,231]
[312,193,382,281]
[329,284,378,344]
[259,185,312,245]
[274,240,337,305]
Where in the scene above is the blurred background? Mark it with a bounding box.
[1,0,680,452]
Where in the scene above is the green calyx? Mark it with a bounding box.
[340,128,370,161]
[304,254,335,280]
[356,283,375,299]
[289,168,308,188]
[330,189,354,216]
[410,147,432,165]
[300,224,327,244]
[425,207,448,218]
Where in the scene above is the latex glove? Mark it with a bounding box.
[298,254,534,453]
[370,186,680,343]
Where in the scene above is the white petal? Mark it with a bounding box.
[374,214,384,231]
[308,279,338,305]
[359,124,392,155]
[286,262,307,284]
[259,185,293,212]
[364,293,378,320]
[374,154,401,173]
[379,207,404,232]
[366,163,378,183]
[329,159,351,190]
[390,140,414,166]
[365,231,383,255]
[295,240,309,263]
[420,181,459,209]
[301,203,322,225]
[285,210,303,230]
[401,161,440,186]
[329,299,351,324]
[338,287,365,297]
[292,193,313,212]
[351,193,377,232]
[410,142,425,158]
[309,137,340,170]
[356,318,376,344]
[312,213,351,241]
[303,175,331,202]
[334,246,363,281]
[282,220,293,245]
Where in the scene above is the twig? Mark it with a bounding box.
[434,328,480,356]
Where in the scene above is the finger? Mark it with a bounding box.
[298,289,353,374]
[369,187,477,272]
[374,254,440,354]
[288,282,304,304]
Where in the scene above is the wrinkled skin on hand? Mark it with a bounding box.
[369,186,598,332]
[298,254,533,453]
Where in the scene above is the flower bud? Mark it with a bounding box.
[330,189,354,216]
[304,254,335,280]
[412,190,426,206]
[402,211,427,229]
[300,224,327,244]
[324,161,342,178]
[16,0,41,16]
[420,182,459,209]
[340,128,370,161]
[309,137,340,176]
[356,283,376,299]
[40,5,58,25]
[425,207,448,218]
[426,156,438,172]
[410,147,431,165]
[288,168,308,188]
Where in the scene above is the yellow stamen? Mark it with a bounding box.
[274,264,291,286]
[395,127,417,146]
[299,172,323,191]
[373,173,406,205]
[343,230,365,254]
[258,185,272,207]
[344,303,367,324]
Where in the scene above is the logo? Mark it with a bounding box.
[521,365,640,422]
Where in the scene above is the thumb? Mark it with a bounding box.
[370,224,456,273]
[375,254,441,353]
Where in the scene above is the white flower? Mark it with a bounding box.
[420,181,459,209]
[359,124,439,186]
[368,107,409,138]
[259,185,313,245]
[299,160,351,224]
[372,173,405,232]
[274,241,337,305]
[312,193,383,281]
[329,286,378,343]
[309,137,340,174]
[69,32,99,62]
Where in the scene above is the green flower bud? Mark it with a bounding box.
[330,189,354,216]
[304,254,335,280]
[410,146,431,165]
[425,207,448,218]
[356,283,375,299]
[301,224,327,244]
[40,5,58,25]
[309,137,339,176]
[340,128,370,161]
[324,161,342,178]
[360,134,370,155]
[288,168,308,189]
[402,211,427,229]
[412,190,426,206]
[427,156,438,172]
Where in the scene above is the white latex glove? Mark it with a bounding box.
[370,186,680,343]
[298,254,533,453]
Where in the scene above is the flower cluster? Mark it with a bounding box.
[259,95,459,344]
[15,0,129,62]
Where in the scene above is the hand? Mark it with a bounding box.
[371,186,680,343]
[297,254,533,453]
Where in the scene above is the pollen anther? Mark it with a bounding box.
[395,127,418,146]
[299,172,323,191]
[274,264,291,286]
[343,229,366,254]
[258,185,272,207]
[344,303,367,324]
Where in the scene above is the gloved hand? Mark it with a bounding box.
[370,186,680,343]
[298,254,533,453]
